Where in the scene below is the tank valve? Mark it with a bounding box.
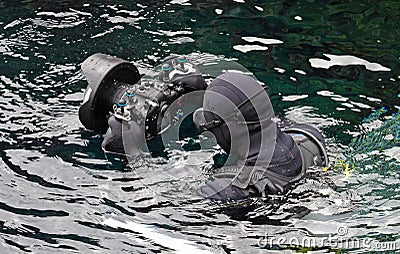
[125,89,137,104]
[143,81,151,89]
[162,63,172,82]
[177,56,187,71]
[138,85,145,93]
[117,99,127,114]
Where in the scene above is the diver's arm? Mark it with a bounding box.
[102,115,145,156]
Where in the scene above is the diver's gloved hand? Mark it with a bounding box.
[102,115,144,156]
[198,177,251,200]
[197,164,305,200]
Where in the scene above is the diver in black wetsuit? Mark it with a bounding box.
[78,54,328,201]
[193,73,328,200]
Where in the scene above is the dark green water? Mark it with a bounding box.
[1,0,400,253]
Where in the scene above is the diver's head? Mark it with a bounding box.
[193,73,274,154]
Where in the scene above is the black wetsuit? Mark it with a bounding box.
[194,73,328,200]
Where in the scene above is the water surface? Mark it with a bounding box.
[1,0,400,253]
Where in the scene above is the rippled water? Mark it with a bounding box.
[1,1,400,253]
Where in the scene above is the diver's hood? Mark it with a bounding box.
[193,72,276,160]
[202,73,272,124]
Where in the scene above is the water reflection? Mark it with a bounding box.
[310,54,391,72]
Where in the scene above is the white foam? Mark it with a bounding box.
[170,0,191,5]
[317,90,335,97]
[294,69,307,75]
[350,101,371,109]
[215,9,223,15]
[169,37,195,44]
[274,67,285,73]
[233,45,268,53]
[242,36,283,45]
[309,54,391,72]
[282,94,309,101]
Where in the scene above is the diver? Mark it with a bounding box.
[78,53,328,201]
[193,73,329,200]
